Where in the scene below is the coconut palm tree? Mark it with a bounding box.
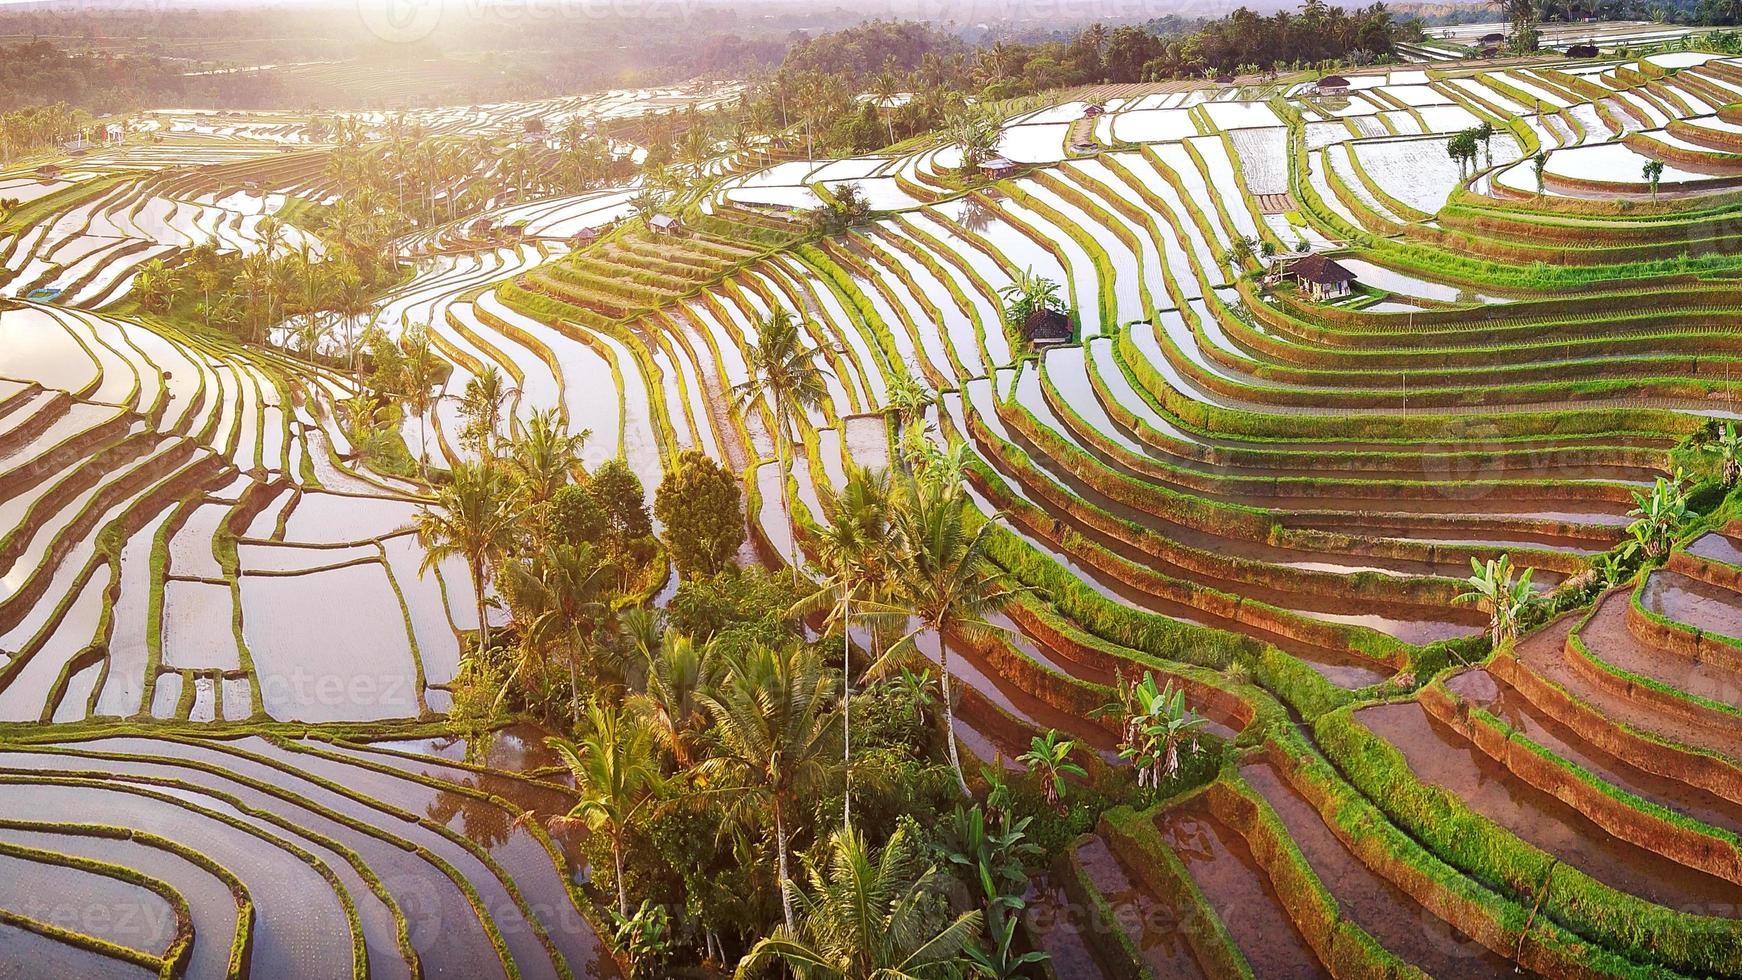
[870,59,905,145]
[870,470,1018,797]
[255,214,284,257]
[633,632,723,770]
[1455,554,1534,646]
[696,642,841,933]
[793,464,895,831]
[416,459,521,651]
[733,310,834,583]
[510,408,589,507]
[548,703,664,917]
[400,324,443,477]
[734,826,982,980]
[331,268,374,389]
[500,540,619,722]
[460,364,511,459]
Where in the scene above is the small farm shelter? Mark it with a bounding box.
[1317,75,1351,95]
[1565,43,1599,57]
[649,214,682,236]
[1280,253,1356,301]
[978,156,1019,179]
[1023,308,1073,347]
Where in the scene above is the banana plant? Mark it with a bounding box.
[1705,422,1740,489]
[1097,672,1205,787]
[1455,554,1534,646]
[1017,729,1087,810]
[1625,475,1690,561]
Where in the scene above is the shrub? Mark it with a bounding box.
[591,457,652,543]
[667,568,802,654]
[654,450,744,579]
[544,482,607,546]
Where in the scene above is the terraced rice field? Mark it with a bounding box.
[4,45,1742,976]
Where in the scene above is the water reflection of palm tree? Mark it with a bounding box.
[959,197,997,235]
[424,782,514,851]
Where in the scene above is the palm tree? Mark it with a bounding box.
[633,632,723,770]
[400,324,443,477]
[733,310,834,583]
[510,408,589,507]
[996,268,1064,334]
[332,268,374,389]
[1455,554,1534,646]
[734,826,982,980]
[1018,730,1086,810]
[1705,422,1741,489]
[944,109,1000,170]
[416,460,521,651]
[697,643,841,932]
[548,703,664,917]
[460,364,510,459]
[870,471,1018,797]
[500,540,619,722]
[793,464,895,832]
[256,214,284,257]
[870,60,904,146]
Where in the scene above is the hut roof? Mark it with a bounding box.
[1284,253,1355,286]
[1022,307,1072,344]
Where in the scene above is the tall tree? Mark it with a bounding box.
[633,631,723,770]
[416,460,521,651]
[501,540,619,721]
[793,464,895,832]
[871,470,1017,796]
[655,449,746,579]
[549,703,664,917]
[697,643,841,932]
[733,310,833,583]
[510,408,589,508]
[459,364,511,459]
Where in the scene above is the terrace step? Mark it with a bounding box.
[1237,758,1517,976]
[1152,793,1330,979]
[1354,698,1742,912]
